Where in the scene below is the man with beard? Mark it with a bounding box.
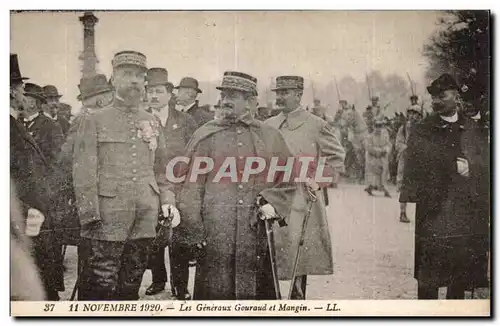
[176,71,295,300]
[10,53,58,300]
[266,76,345,299]
[23,83,64,166]
[396,95,423,223]
[174,77,213,127]
[72,51,180,300]
[400,74,489,299]
[143,67,198,299]
[43,85,70,137]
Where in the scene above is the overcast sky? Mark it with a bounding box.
[10,10,441,110]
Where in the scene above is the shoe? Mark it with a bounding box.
[364,187,373,196]
[399,213,410,223]
[175,288,192,300]
[145,282,165,296]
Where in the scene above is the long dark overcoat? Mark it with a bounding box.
[400,113,489,287]
[176,114,296,299]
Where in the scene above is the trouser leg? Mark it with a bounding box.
[170,243,191,296]
[290,275,307,300]
[116,238,152,300]
[78,238,123,301]
[150,246,168,284]
[417,281,439,299]
[446,283,465,299]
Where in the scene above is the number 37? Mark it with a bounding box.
[44,304,55,312]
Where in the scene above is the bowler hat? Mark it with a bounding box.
[409,95,418,101]
[146,68,170,88]
[371,95,379,101]
[10,54,28,83]
[216,71,257,96]
[77,74,114,101]
[427,73,459,96]
[112,50,147,71]
[175,77,202,93]
[24,83,45,100]
[271,76,304,91]
[43,85,62,99]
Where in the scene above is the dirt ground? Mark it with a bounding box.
[59,183,489,300]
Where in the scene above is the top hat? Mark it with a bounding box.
[216,71,257,96]
[339,99,348,104]
[371,95,380,101]
[43,85,62,99]
[427,73,459,96]
[407,104,423,115]
[146,68,170,88]
[77,74,114,101]
[112,50,147,71]
[24,83,45,100]
[10,54,28,83]
[175,77,202,93]
[409,95,418,101]
[271,76,304,91]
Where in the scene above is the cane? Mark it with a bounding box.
[287,185,318,300]
[261,215,281,299]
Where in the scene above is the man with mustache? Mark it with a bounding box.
[400,73,489,299]
[174,77,213,128]
[176,71,295,299]
[43,85,70,137]
[266,76,345,299]
[72,51,179,300]
[143,67,198,299]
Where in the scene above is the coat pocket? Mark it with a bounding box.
[98,182,117,198]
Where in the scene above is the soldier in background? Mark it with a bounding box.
[144,67,198,299]
[396,95,423,223]
[363,95,383,133]
[256,106,272,121]
[311,98,327,121]
[175,77,213,127]
[72,51,180,300]
[364,118,392,197]
[43,85,70,137]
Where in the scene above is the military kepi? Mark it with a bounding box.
[427,73,459,96]
[10,53,28,83]
[216,71,258,95]
[271,75,304,91]
[112,50,147,70]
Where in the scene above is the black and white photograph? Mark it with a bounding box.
[9,9,490,317]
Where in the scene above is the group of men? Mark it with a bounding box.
[10,50,347,301]
[10,48,489,301]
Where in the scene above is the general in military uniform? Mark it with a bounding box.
[176,71,296,300]
[143,67,198,299]
[266,76,345,299]
[72,51,178,300]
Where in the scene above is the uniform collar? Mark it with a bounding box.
[279,106,308,130]
[440,112,458,123]
[113,95,140,113]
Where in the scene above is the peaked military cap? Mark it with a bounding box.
[112,50,147,70]
[10,54,28,83]
[272,76,304,91]
[427,73,459,96]
[216,71,257,96]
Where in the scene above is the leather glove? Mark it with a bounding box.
[26,208,45,237]
[457,157,470,177]
[259,203,277,220]
[161,204,180,228]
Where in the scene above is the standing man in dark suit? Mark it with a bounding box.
[174,77,213,127]
[10,53,59,300]
[23,83,64,166]
[144,68,198,299]
[43,85,70,137]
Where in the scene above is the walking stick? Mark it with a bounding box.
[287,186,318,299]
[261,216,281,299]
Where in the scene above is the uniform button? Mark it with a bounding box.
[130,129,135,132]
[132,144,136,148]
[132,177,137,181]
[132,137,136,141]
[132,169,137,173]
[238,184,243,189]
[130,121,135,125]
[132,153,137,157]
[238,199,243,204]
[236,129,242,135]
[238,142,243,147]
[132,160,137,164]
[128,114,132,118]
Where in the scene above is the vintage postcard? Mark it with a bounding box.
[9,10,490,317]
